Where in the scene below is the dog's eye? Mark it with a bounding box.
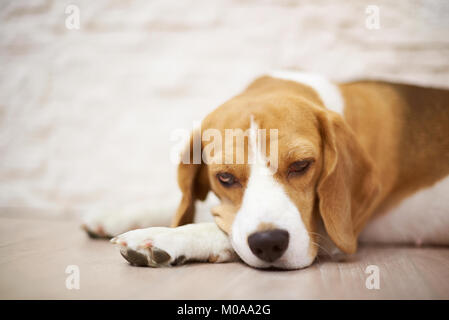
[216,172,239,187]
[287,160,313,178]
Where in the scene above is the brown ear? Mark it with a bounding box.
[316,110,380,254]
[171,130,210,227]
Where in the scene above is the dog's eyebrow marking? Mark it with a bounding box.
[269,70,345,115]
[286,144,316,159]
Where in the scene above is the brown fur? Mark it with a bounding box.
[340,81,449,216]
[172,76,449,256]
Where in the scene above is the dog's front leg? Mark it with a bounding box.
[81,206,175,238]
[111,223,239,267]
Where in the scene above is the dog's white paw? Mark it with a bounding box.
[111,223,238,267]
[111,227,184,266]
[82,211,130,238]
[81,207,173,239]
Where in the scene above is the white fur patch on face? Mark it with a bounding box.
[269,70,345,115]
[230,117,314,269]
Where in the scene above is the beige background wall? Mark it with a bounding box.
[1,0,448,217]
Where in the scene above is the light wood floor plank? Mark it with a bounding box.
[0,215,448,299]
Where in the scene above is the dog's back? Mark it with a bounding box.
[339,81,449,245]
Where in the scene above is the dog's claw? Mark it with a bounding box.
[138,240,152,249]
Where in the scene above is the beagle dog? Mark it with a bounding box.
[83,71,449,269]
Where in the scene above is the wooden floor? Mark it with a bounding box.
[0,212,448,299]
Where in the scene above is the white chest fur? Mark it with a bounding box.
[360,175,449,245]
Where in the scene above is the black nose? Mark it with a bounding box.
[247,229,289,263]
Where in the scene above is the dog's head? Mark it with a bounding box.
[172,76,380,269]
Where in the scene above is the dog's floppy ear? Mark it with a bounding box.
[316,110,380,254]
[171,130,210,227]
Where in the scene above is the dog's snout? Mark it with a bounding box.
[247,229,289,263]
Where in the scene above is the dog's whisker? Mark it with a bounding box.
[311,240,333,259]
[307,231,335,248]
